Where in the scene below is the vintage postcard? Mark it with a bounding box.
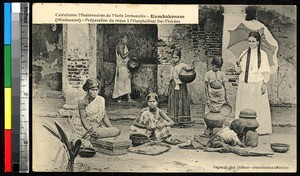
[32,3,296,172]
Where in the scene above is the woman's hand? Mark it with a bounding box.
[184,66,194,72]
[225,97,229,104]
[156,123,164,129]
[147,124,156,131]
[236,58,242,67]
[261,82,267,95]
[237,141,247,148]
[117,128,121,136]
[206,99,211,108]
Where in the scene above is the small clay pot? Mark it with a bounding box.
[129,133,150,147]
[179,67,196,84]
[270,143,290,153]
[209,81,223,89]
[238,109,259,131]
[204,111,225,129]
[79,147,96,158]
[127,58,140,71]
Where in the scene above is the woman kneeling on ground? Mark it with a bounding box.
[74,78,120,147]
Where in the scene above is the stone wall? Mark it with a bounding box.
[256,6,296,106]
[254,7,297,106]
[32,24,63,91]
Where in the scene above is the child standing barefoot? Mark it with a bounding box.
[204,57,228,136]
[205,57,228,115]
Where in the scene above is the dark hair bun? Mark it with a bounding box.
[82,78,100,92]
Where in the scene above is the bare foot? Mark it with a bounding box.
[127,98,136,103]
[117,99,125,103]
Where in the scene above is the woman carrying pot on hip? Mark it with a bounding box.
[235,31,272,135]
[167,49,194,126]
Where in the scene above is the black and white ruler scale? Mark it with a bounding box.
[11,2,30,173]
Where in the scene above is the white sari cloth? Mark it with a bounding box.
[235,48,272,134]
[112,43,131,98]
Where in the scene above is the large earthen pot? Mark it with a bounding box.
[204,111,225,129]
[244,130,259,147]
[179,66,196,84]
[127,57,140,71]
[238,108,259,131]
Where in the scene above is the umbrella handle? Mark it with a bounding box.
[236,50,249,66]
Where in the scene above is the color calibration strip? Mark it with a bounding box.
[4,2,30,173]
[4,2,12,172]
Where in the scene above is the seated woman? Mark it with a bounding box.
[129,93,174,141]
[74,78,120,147]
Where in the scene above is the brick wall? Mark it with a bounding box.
[157,6,223,104]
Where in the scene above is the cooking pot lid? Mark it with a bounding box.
[239,108,257,118]
[220,103,232,117]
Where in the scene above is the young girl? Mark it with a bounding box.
[235,31,272,135]
[129,93,174,140]
[205,57,228,115]
[167,49,194,125]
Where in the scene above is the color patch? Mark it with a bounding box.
[5,130,12,172]
[5,88,12,129]
[4,3,11,45]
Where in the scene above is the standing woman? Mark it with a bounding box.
[112,33,135,103]
[235,32,272,135]
[167,49,194,125]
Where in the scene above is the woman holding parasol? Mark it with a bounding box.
[235,31,273,135]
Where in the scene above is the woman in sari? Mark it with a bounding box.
[112,33,135,103]
[74,78,120,147]
[129,93,174,140]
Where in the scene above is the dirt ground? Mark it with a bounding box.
[32,91,297,173]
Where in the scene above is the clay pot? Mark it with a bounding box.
[270,143,290,153]
[220,103,232,117]
[127,57,140,71]
[209,81,223,89]
[238,108,259,131]
[129,133,151,146]
[204,111,225,129]
[244,130,259,147]
[79,147,96,158]
[179,66,196,84]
